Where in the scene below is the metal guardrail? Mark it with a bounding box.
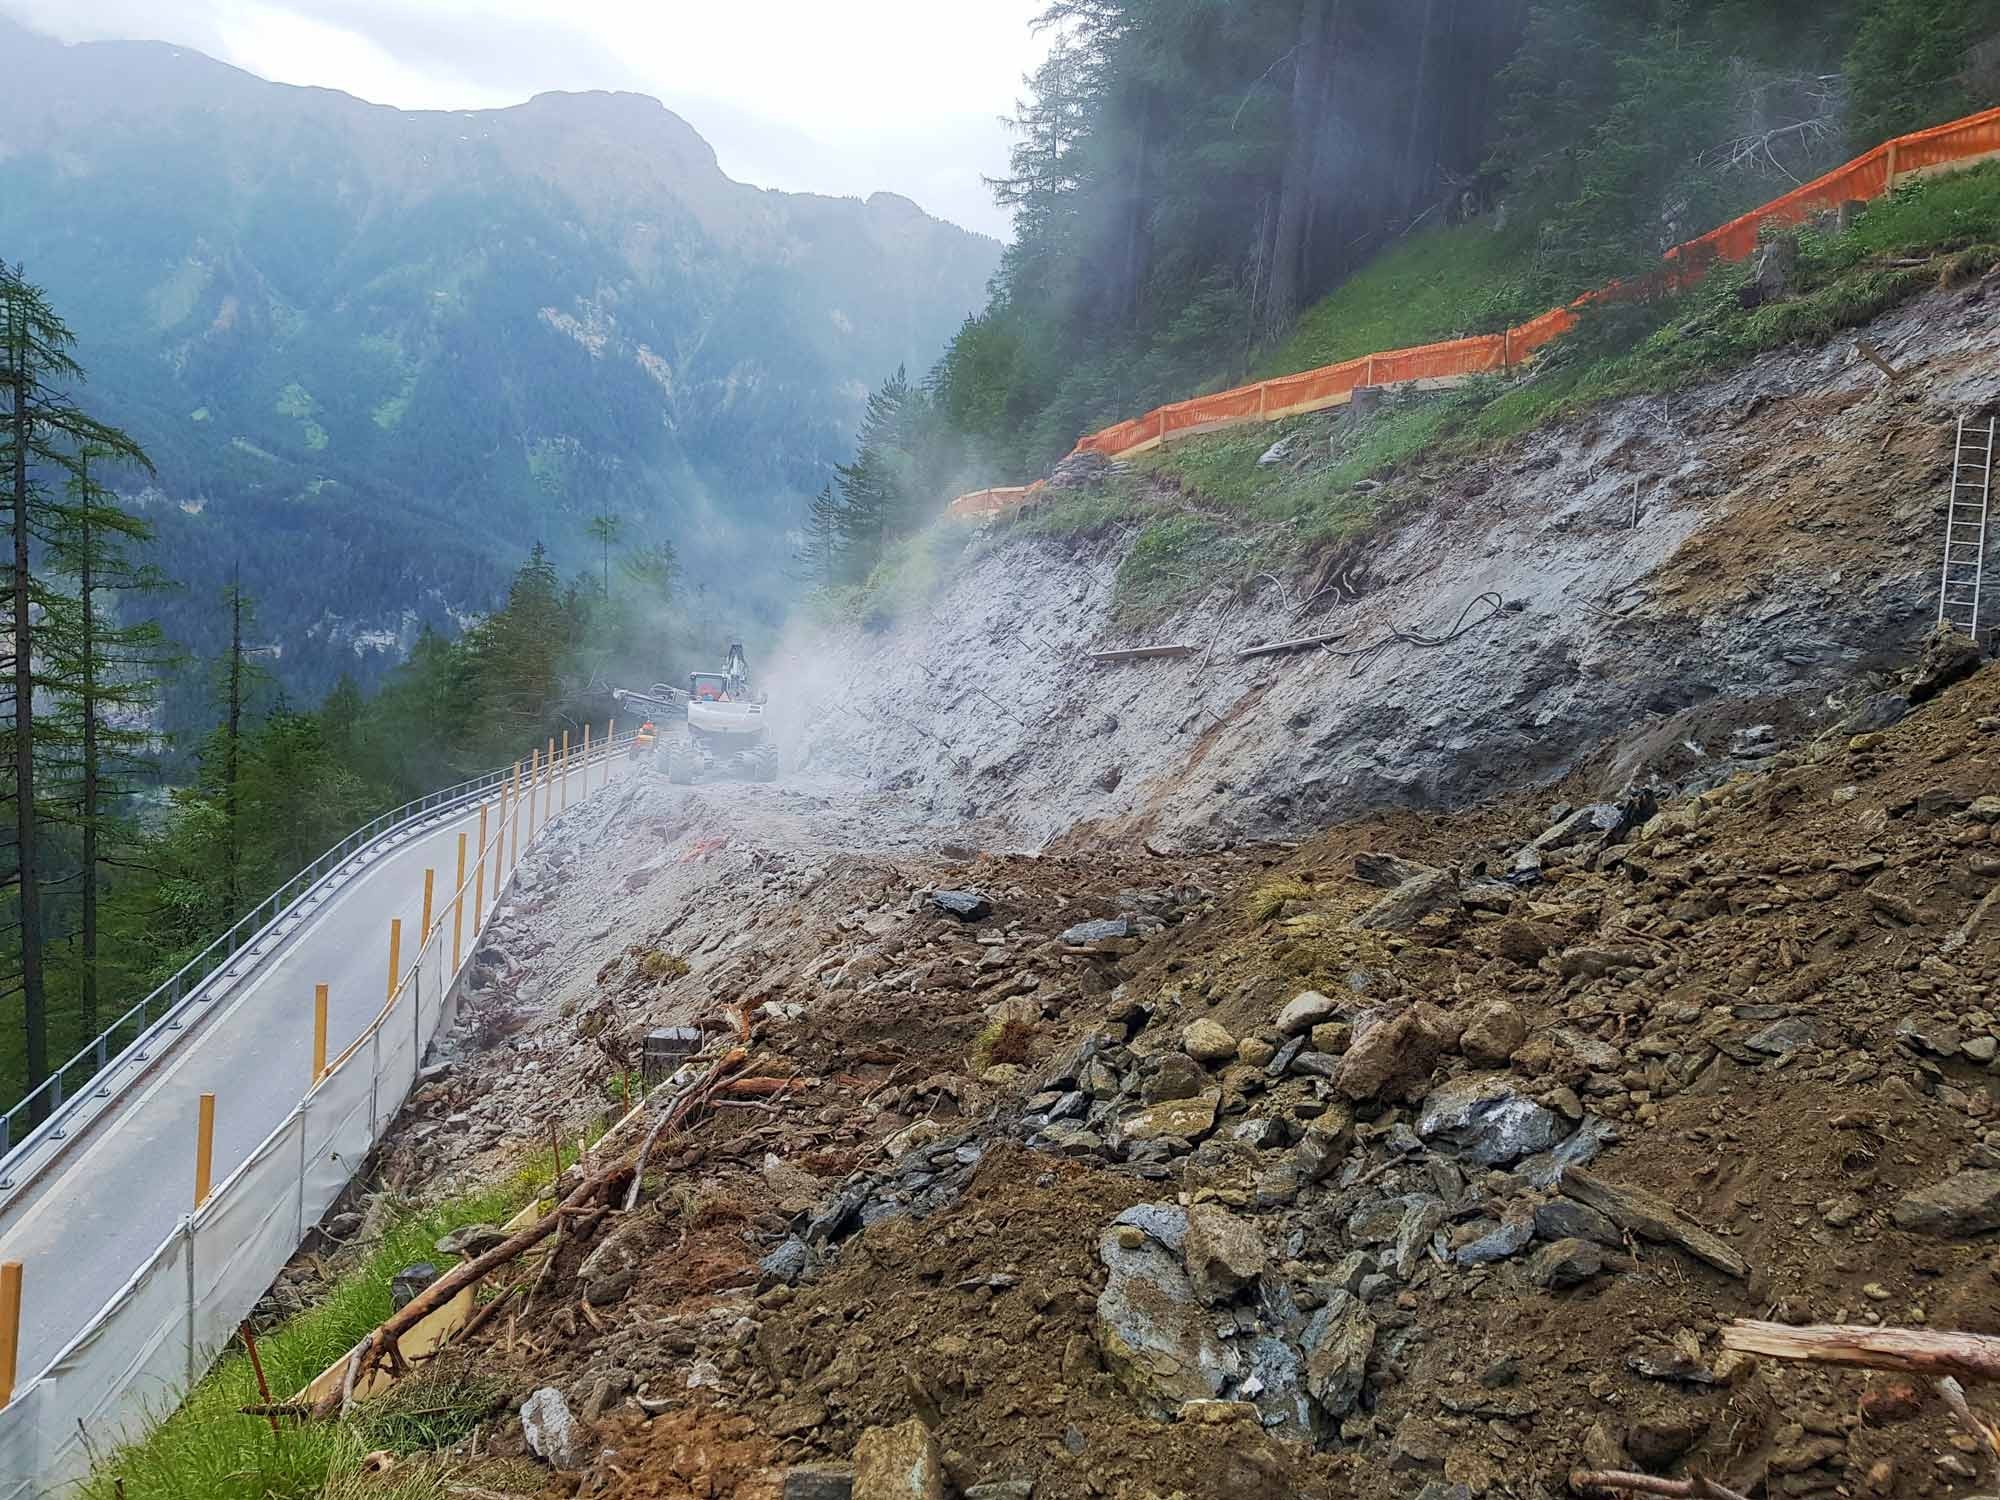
[0,733,636,1191]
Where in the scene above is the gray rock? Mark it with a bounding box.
[1746,1016,1819,1056]
[1299,1291,1377,1419]
[931,889,992,921]
[1910,621,1982,704]
[1275,990,1337,1036]
[390,1263,439,1311]
[521,1386,586,1469]
[1257,436,1296,467]
[1062,917,1134,945]
[1839,691,1908,736]
[1394,1198,1447,1278]
[1143,1053,1207,1103]
[1114,1202,1190,1252]
[1229,1117,1287,1149]
[1519,1114,1618,1190]
[1036,1122,1107,1156]
[1184,1202,1266,1303]
[1354,870,1460,932]
[1416,1073,1569,1166]
[1892,1170,2000,1236]
[1455,1205,1536,1265]
[435,1223,509,1258]
[785,1467,855,1500]
[1095,1220,1237,1416]
[1533,1198,1622,1247]
[964,1485,1035,1500]
[1528,1237,1607,1289]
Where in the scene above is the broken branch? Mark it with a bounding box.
[1569,1471,1752,1500]
[1722,1320,2000,1383]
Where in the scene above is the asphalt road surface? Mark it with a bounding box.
[0,753,627,1382]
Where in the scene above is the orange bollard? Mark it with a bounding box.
[312,984,329,1083]
[194,1094,216,1209]
[561,730,571,811]
[476,804,490,924]
[0,1261,19,1408]
[527,747,540,837]
[387,917,403,1003]
[453,833,467,972]
[420,868,435,945]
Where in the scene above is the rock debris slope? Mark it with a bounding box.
[782,285,2000,852]
[318,615,2000,1499]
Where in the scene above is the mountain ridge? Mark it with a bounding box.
[0,14,1000,727]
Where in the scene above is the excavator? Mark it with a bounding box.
[613,642,778,784]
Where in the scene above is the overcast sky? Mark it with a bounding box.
[3,0,1051,238]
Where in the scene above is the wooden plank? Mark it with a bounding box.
[1722,1320,2000,1383]
[1088,645,1196,664]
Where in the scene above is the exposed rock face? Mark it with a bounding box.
[1299,1292,1377,1419]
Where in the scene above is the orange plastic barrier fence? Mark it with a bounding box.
[946,104,2000,518]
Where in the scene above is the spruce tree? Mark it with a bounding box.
[0,264,148,1116]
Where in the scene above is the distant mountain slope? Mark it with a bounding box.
[0,17,999,716]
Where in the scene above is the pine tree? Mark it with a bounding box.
[0,264,148,1116]
[41,445,171,1036]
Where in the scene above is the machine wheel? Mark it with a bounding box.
[749,742,779,783]
[665,744,696,785]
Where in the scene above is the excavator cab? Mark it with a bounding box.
[689,673,730,702]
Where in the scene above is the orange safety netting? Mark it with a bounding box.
[947,104,2000,512]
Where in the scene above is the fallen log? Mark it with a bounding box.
[1721,1320,2000,1383]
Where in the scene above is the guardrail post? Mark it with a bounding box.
[387,918,403,1003]
[475,805,490,929]
[194,1093,216,1209]
[561,730,571,811]
[0,1261,20,1408]
[582,724,591,797]
[312,984,328,1083]
[453,833,467,973]
[607,720,616,791]
[420,868,435,946]
[544,738,555,823]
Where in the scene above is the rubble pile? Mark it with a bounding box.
[311,644,1998,1500]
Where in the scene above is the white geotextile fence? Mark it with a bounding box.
[0,742,630,1497]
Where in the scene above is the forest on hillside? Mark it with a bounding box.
[804,0,2000,588]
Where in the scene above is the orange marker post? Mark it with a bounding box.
[527,747,540,838]
[0,1261,20,1409]
[561,730,571,811]
[509,762,523,875]
[582,723,592,794]
[312,984,329,1083]
[194,1093,216,1209]
[420,868,435,946]
[606,719,616,790]
[387,918,403,1003]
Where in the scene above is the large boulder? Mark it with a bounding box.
[1417,1073,1569,1166]
[1909,622,1983,705]
[1354,870,1460,932]
[852,1418,945,1500]
[1182,1019,1238,1065]
[520,1387,586,1470]
[1334,1003,1456,1103]
[1275,991,1338,1037]
[1095,1219,1237,1415]
[1113,1091,1220,1149]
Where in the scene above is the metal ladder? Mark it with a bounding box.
[1940,415,1994,640]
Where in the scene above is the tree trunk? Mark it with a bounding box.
[1399,0,1444,222]
[1119,97,1153,328]
[7,299,47,1119]
[1264,0,1334,342]
[79,462,97,1037]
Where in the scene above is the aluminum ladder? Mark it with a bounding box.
[1940,415,1995,640]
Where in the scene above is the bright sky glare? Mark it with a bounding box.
[2,0,1052,237]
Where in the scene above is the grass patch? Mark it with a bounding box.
[1262,222,1544,378]
[635,948,690,982]
[80,1177,543,1500]
[970,1017,1036,1072]
[1112,514,1245,623]
[1144,163,2000,564]
[1248,879,1313,923]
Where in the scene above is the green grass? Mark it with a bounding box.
[1261,221,1544,377]
[80,1175,543,1500]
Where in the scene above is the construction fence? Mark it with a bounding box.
[946,103,2000,521]
[0,733,636,1498]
